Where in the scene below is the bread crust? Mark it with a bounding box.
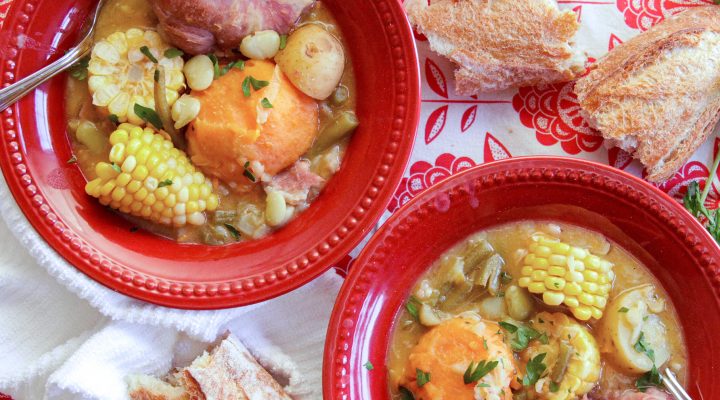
[574,6,720,182]
[404,0,584,94]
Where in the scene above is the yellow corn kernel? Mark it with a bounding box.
[545,277,565,291]
[109,129,128,145]
[543,291,564,306]
[109,143,125,163]
[528,282,546,294]
[116,173,132,187]
[531,270,548,281]
[127,180,142,194]
[519,234,615,321]
[96,162,119,180]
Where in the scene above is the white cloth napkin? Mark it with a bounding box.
[0,174,340,400]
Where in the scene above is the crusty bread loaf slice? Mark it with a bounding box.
[128,334,291,400]
[574,6,720,183]
[404,0,585,94]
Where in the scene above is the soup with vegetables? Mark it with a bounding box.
[388,221,687,400]
[65,0,357,244]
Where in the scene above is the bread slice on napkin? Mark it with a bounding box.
[128,334,291,400]
[404,0,585,94]
[574,6,720,183]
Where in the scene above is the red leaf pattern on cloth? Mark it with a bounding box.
[513,82,603,155]
[388,153,477,212]
[425,105,448,144]
[652,161,712,202]
[460,106,477,132]
[573,6,582,23]
[413,27,428,42]
[609,33,623,50]
[615,0,713,31]
[608,147,633,170]
[484,133,512,162]
[333,254,355,279]
[0,393,12,400]
[425,58,448,98]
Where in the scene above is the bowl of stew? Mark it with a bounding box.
[323,157,720,400]
[0,0,419,308]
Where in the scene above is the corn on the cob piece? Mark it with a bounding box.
[524,312,601,400]
[518,234,614,321]
[87,29,185,125]
[85,123,219,227]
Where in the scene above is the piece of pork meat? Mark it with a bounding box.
[265,159,324,205]
[152,0,316,55]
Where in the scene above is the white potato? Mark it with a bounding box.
[598,284,670,374]
[240,30,281,60]
[275,24,345,100]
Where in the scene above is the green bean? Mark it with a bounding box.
[312,111,359,153]
[551,341,574,383]
[462,239,495,270]
[212,210,238,224]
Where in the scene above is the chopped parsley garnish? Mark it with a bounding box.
[108,114,120,124]
[140,46,158,63]
[522,353,547,387]
[463,360,498,384]
[279,34,288,50]
[636,365,663,391]
[538,332,549,345]
[224,224,241,240]
[243,161,256,182]
[261,97,273,108]
[398,386,415,400]
[111,163,122,173]
[158,179,173,188]
[405,296,421,321]
[164,48,184,58]
[220,60,245,76]
[364,361,374,371]
[66,155,77,164]
[134,103,163,130]
[416,369,431,387]
[249,76,270,90]
[499,321,543,351]
[242,76,252,97]
[483,338,488,350]
[618,307,630,313]
[634,332,655,362]
[69,55,90,81]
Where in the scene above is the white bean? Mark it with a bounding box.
[171,94,201,129]
[265,190,287,227]
[240,30,281,60]
[183,55,214,91]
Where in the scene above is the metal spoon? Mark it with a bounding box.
[662,368,693,400]
[0,0,106,111]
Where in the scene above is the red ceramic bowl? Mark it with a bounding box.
[324,156,720,399]
[0,0,419,308]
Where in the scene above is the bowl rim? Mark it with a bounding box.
[322,155,720,399]
[0,0,421,309]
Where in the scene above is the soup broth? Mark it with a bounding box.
[64,0,356,245]
[387,221,687,400]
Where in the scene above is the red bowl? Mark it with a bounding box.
[0,0,419,308]
[323,156,720,399]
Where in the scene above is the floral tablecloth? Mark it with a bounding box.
[335,0,720,278]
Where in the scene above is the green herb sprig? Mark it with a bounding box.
[683,147,720,242]
[499,321,543,351]
[140,46,158,63]
[405,296,421,321]
[416,369,430,387]
[463,360,498,384]
[521,353,547,387]
[69,56,90,81]
[133,103,163,130]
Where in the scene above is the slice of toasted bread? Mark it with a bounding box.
[128,334,291,400]
[574,6,720,183]
[404,0,584,94]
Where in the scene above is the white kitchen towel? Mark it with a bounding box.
[0,170,340,400]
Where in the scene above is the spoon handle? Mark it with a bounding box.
[0,44,90,112]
